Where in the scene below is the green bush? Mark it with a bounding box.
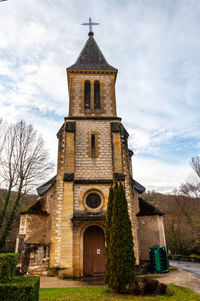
[104,185,114,284]
[0,276,40,301]
[0,253,18,283]
[109,182,135,293]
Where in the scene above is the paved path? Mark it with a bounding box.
[40,267,200,295]
[154,268,200,295]
[170,260,200,277]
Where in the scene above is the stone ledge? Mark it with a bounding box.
[74,179,112,184]
[65,116,121,121]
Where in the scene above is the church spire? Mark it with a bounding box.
[67,30,117,71]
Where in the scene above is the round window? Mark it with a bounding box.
[86,193,101,209]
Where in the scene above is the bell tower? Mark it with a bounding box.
[67,32,117,117]
[49,27,139,278]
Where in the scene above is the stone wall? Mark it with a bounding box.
[121,135,140,265]
[50,124,65,268]
[75,120,113,179]
[28,245,50,276]
[137,215,166,260]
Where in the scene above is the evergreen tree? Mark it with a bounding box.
[109,182,135,293]
[105,185,114,284]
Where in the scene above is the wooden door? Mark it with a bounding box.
[83,225,105,276]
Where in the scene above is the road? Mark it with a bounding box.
[170,260,200,277]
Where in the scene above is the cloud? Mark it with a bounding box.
[0,0,199,192]
[133,156,189,193]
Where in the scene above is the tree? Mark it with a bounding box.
[104,185,114,284]
[180,156,200,197]
[0,120,54,250]
[108,182,135,293]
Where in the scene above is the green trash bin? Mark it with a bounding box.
[149,245,169,273]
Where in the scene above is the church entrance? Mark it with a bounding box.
[83,225,105,276]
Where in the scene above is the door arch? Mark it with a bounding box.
[83,225,105,276]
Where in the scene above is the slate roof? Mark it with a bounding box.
[37,176,56,196]
[136,198,164,217]
[133,179,146,193]
[68,35,117,71]
[20,197,48,215]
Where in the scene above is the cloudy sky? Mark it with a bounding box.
[0,0,199,193]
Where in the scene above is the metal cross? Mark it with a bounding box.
[81,17,100,35]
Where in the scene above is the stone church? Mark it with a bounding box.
[16,28,166,278]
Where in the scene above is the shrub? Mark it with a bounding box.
[0,253,18,283]
[143,278,159,295]
[131,279,142,295]
[130,278,167,296]
[0,276,40,301]
[109,182,135,293]
[158,282,167,295]
[105,185,114,284]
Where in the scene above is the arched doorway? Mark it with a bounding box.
[83,225,105,276]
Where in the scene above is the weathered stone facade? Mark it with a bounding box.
[16,31,166,277]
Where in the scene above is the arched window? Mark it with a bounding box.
[84,80,91,109]
[94,80,100,109]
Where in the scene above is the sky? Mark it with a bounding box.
[0,0,200,193]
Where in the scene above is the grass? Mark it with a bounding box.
[39,285,200,301]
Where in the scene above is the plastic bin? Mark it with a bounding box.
[149,245,169,273]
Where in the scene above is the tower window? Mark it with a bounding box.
[94,80,100,109]
[91,134,96,157]
[84,80,91,109]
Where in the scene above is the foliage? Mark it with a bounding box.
[109,182,135,293]
[0,119,54,250]
[0,253,18,283]
[0,276,39,301]
[104,185,114,284]
[39,285,200,300]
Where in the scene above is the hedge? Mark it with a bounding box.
[0,276,40,301]
[0,253,18,283]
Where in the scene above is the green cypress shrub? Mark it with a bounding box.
[109,182,135,293]
[0,253,18,283]
[105,185,114,284]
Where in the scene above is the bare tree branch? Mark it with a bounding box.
[179,156,200,197]
[0,120,54,250]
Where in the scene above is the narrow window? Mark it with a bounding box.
[91,134,96,157]
[94,80,100,109]
[84,80,91,109]
[44,246,47,258]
